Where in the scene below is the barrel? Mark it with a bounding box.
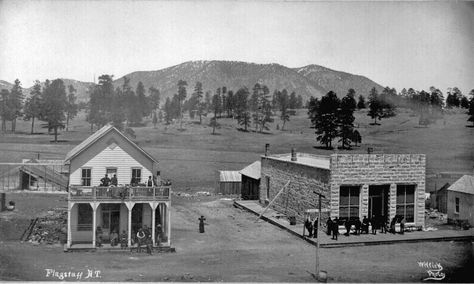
[289,216,296,225]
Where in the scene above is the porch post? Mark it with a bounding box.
[67,202,73,248]
[167,201,171,246]
[91,202,99,247]
[151,202,157,246]
[389,183,397,222]
[125,202,134,248]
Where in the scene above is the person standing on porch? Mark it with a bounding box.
[304,216,313,238]
[313,218,318,239]
[120,230,128,249]
[332,217,339,240]
[326,217,333,236]
[100,174,110,186]
[136,228,146,253]
[111,174,118,186]
[96,227,103,247]
[147,176,153,187]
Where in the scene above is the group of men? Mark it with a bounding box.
[303,216,319,238]
[100,174,158,187]
[324,215,407,241]
[95,224,164,255]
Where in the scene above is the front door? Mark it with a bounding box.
[101,204,121,240]
[368,185,389,220]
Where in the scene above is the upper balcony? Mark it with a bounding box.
[68,185,171,202]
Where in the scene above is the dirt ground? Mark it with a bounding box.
[0,193,473,282]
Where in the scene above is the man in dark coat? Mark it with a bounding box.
[304,216,313,238]
[354,217,362,235]
[362,216,369,234]
[100,174,110,187]
[371,215,377,235]
[326,217,333,236]
[332,217,339,240]
[313,218,318,239]
[344,219,352,236]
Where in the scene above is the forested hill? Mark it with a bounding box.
[1,60,383,102]
[294,64,383,99]
[113,60,383,101]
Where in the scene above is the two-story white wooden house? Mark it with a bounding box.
[65,125,171,250]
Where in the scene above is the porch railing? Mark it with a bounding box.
[68,185,171,201]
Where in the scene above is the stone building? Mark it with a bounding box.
[259,150,426,228]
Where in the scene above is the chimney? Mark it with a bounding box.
[265,144,270,157]
[291,148,297,161]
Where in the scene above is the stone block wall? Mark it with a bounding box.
[260,157,331,222]
[330,154,426,227]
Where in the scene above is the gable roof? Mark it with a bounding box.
[239,161,261,180]
[219,171,241,182]
[64,125,157,164]
[448,175,474,195]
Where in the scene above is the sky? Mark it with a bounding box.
[0,0,473,94]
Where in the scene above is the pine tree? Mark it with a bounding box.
[310,91,340,149]
[468,90,474,127]
[193,82,204,123]
[0,89,10,132]
[9,79,24,132]
[234,87,251,131]
[211,92,220,134]
[65,85,78,131]
[338,91,357,149]
[177,80,187,129]
[277,89,290,130]
[136,81,149,119]
[40,79,67,142]
[23,80,43,134]
[163,97,172,124]
[357,95,366,109]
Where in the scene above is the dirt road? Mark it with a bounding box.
[1,195,473,282]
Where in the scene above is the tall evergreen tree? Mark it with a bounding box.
[277,89,290,130]
[177,80,187,129]
[234,87,251,131]
[357,95,366,109]
[65,85,78,131]
[367,87,395,125]
[251,83,271,132]
[136,81,149,119]
[193,82,204,123]
[40,79,67,142]
[468,90,474,127]
[311,91,340,148]
[211,92,220,134]
[148,86,161,114]
[338,91,357,149]
[9,79,24,132]
[289,91,297,109]
[23,80,43,134]
[0,89,10,132]
[163,97,172,124]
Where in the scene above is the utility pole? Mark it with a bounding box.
[313,190,325,280]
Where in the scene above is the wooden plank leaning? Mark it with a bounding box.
[255,180,291,222]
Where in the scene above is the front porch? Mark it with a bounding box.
[67,200,171,249]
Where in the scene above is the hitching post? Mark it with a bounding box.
[313,190,325,280]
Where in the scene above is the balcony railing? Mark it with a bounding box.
[68,185,171,201]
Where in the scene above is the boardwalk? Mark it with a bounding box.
[234,200,474,248]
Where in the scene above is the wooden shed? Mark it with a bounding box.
[240,161,261,200]
[216,171,242,195]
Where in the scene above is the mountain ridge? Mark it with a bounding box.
[1,60,384,103]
